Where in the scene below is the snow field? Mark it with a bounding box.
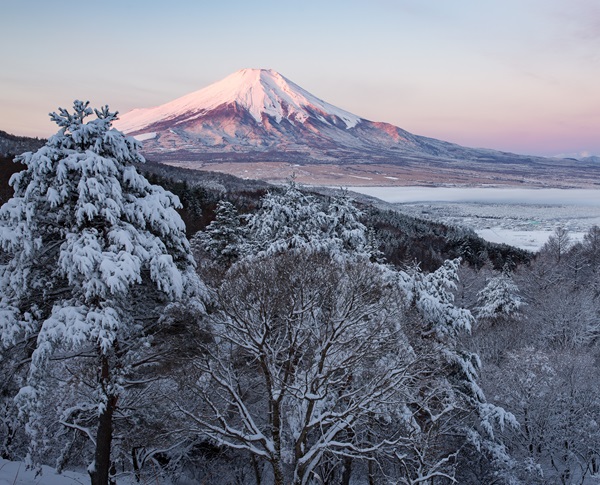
[0,459,88,485]
[348,186,600,250]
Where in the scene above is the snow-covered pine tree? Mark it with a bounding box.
[476,267,523,321]
[192,199,244,265]
[0,101,204,485]
[326,190,368,256]
[243,180,378,261]
[244,179,329,256]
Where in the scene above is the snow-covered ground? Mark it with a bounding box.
[0,459,150,485]
[0,459,89,485]
[349,187,600,251]
[475,228,580,252]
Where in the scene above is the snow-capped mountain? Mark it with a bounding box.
[117,68,361,134]
[114,69,600,186]
[113,68,481,161]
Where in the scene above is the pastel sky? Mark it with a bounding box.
[2,0,599,157]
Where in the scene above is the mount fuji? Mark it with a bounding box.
[114,69,599,187]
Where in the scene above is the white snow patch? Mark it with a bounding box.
[0,458,89,485]
[132,132,157,141]
[0,458,151,485]
[347,175,373,180]
[475,228,586,251]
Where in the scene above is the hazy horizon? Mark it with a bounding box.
[2,0,599,158]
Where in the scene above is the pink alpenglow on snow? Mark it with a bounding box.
[115,68,362,135]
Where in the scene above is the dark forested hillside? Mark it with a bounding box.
[0,130,45,158]
[363,206,532,271]
[142,161,531,272]
[0,156,22,205]
[0,142,536,273]
[139,160,270,236]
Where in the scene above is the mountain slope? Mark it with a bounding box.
[113,69,600,187]
[114,68,480,161]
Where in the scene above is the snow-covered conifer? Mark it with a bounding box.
[192,199,244,264]
[244,179,329,256]
[0,101,205,485]
[476,269,524,320]
[326,190,368,255]
[244,181,378,262]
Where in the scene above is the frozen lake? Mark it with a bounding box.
[349,187,600,251]
[350,187,600,206]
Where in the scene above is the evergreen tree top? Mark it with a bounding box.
[19,100,145,167]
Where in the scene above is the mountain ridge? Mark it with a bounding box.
[113,69,600,187]
[0,130,46,158]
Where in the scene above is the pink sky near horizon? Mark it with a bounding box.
[1,0,599,158]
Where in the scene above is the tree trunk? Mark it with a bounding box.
[89,355,117,485]
[272,458,285,485]
[132,447,141,482]
[368,459,376,485]
[340,456,353,485]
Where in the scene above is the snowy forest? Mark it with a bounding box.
[1,103,599,485]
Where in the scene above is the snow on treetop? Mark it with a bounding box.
[115,68,363,133]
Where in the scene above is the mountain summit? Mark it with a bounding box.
[114,69,599,187]
[116,68,361,134]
